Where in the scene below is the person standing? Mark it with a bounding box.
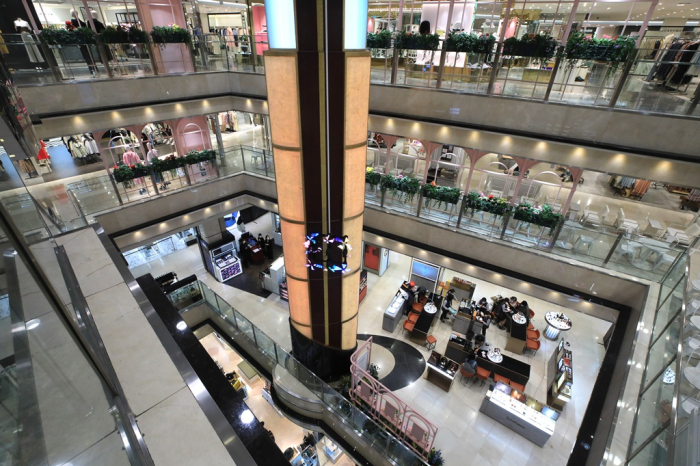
[440,288,456,322]
[264,235,274,259]
[240,243,250,268]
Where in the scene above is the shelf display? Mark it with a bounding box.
[480,382,556,447]
[547,342,573,410]
[426,350,458,392]
[210,241,242,282]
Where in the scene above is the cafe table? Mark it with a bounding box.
[505,312,528,354]
[544,311,572,340]
[476,349,531,387]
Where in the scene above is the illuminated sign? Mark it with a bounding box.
[304,233,352,273]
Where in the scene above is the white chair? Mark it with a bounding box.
[582,205,611,227]
[573,234,596,255]
[666,222,700,246]
[651,236,680,271]
[615,208,640,235]
[615,236,642,261]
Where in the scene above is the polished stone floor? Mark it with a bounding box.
[129,241,613,466]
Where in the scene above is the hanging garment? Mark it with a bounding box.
[618,177,636,188]
[37,141,50,160]
[146,148,159,163]
[668,41,700,85]
[232,113,239,132]
[17,159,35,174]
[0,31,9,55]
[84,137,99,155]
[630,180,652,198]
[69,140,88,158]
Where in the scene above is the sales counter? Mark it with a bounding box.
[505,312,528,354]
[480,382,557,447]
[426,350,458,392]
[409,298,439,345]
[383,289,408,332]
[476,349,531,387]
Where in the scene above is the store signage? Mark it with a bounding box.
[304,233,351,273]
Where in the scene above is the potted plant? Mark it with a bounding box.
[502,33,557,59]
[40,26,96,46]
[565,32,636,71]
[184,149,217,165]
[367,30,392,49]
[112,163,151,188]
[444,30,495,54]
[427,448,444,466]
[100,25,149,44]
[366,167,382,188]
[513,202,564,234]
[396,31,440,51]
[464,190,512,217]
[150,24,192,48]
[422,182,462,209]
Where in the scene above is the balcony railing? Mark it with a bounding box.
[171,280,428,466]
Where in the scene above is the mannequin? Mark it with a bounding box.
[15,18,42,64]
[90,11,106,32]
[71,9,97,76]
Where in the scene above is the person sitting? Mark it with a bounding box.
[440,288,456,322]
[493,298,511,330]
[462,356,477,373]
[509,296,518,308]
[516,301,531,325]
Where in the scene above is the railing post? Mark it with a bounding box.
[108,173,124,205]
[150,172,160,195]
[147,43,159,75]
[416,192,424,217]
[487,43,502,95]
[240,147,246,172]
[183,165,192,185]
[602,231,625,266]
[380,189,386,208]
[263,149,269,178]
[456,194,467,228]
[39,42,64,81]
[608,51,637,108]
[97,43,113,79]
[499,212,510,240]
[547,221,565,252]
[544,46,564,101]
[390,46,399,84]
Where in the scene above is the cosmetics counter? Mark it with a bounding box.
[547,340,573,410]
[210,241,242,282]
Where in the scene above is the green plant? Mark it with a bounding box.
[184,149,216,165]
[151,154,186,172]
[564,32,636,72]
[502,33,557,60]
[365,167,382,188]
[422,183,462,209]
[427,448,444,466]
[380,174,421,203]
[100,25,149,44]
[513,202,564,234]
[396,31,440,51]
[150,25,192,47]
[369,363,379,379]
[338,374,351,399]
[464,190,511,217]
[40,27,96,45]
[112,163,150,184]
[367,30,392,49]
[444,30,495,54]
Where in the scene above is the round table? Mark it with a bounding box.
[512,313,527,325]
[424,302,437,314]
[544,311,572,340]
[487,349,503,363]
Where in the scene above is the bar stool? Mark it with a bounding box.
[525,339,541,355]
[425,335,437,350]
[494,374,510,385]
[407,313,419,324]
[403,320,415,336]
[509,381,525,392]
[475,367,491,386]
[527,329,540,340]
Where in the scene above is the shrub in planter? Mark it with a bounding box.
[151,25,192,48]
[502,33,557,60]
[100,25,150,44]
[365,167,382,188]
[40,27,96,45]
[396,31,440,51]
[367,30,392,49]
[112,163,150,184]
[513,202,564,234]
[422,182,462,209]
[565,32,636,70]
[151,154,186,173]
[464,190,511,217]
[184,149,216,165]
[380,174,421,203]
[444,30,495,54]
[427,448,444,466]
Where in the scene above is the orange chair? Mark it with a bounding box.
[509,381,525,392]
[529,309,535,319]
[494,374,510,385]
[412,303,424,314]
[527,329,540,340]
[525,338,541,355]
[407,313,419,323]
[403,320,415,335]
[527,321,535,330]
[475,367,491,386]
[460,366,475,385]
[425,335,437,350]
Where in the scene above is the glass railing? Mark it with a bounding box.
[625,237,700,466]
[366,189,687,284]
[172,280,427,466]
[7,31,698,118]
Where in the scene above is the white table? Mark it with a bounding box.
[644,219,667,239]
[544,311,572,340]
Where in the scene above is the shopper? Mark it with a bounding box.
[264,235,274,259]
[440,288,456,322]
[492,298,510,330]
[257,233,264,244]
[240,243,250,268]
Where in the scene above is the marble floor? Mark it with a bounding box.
[127,237,614,466]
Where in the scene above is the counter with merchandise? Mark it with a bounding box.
[383,288,408,332]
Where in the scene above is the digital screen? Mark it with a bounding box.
[411,260,440,281]
[304,233,351,273]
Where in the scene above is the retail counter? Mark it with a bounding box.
[480,383,556,447]
[383,289,408,332]
[476,349,531,387]
[426,350,458,392]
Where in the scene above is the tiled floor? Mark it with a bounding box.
[129,238,613,466]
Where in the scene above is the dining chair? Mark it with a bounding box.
[525,339,541,356]
[407,313,419,324]
[475,367,491,386]
[460,366,475,385]
[529,309,535,319]
[573,234,596,255]
[527,329,540,340]
[494,374,510,385]
[582,204,610,227]
[615,208,640,235]
[509,381,525,392]
[403,320,415,336]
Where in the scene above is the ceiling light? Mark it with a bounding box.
[176,321,187,331]
[240,409,255,424]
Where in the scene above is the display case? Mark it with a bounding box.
[426,350,458,392]
[210,241,242,282]
[321,437,343,464]
[480,382,557,447]
[261,256,285,294]
[547,341,573,410]
[359,270,368,303]
[382,288,407,332]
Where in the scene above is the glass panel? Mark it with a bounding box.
[254,327,276,361]
[66,175,121,221]
[200,283,218,310]
[233,309,255,341]
[630,362,677,453]
[644,316,680,388]
[215,294,234,320]
[627,424,671,466]
[651,281,684,343]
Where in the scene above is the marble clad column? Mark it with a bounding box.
[263,0,370,379]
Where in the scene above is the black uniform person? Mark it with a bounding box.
[240,243,250,268]
[264,235,274,260]
[440,288,456,322]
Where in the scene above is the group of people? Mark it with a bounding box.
[491,296,530,331]
[400,281,429,314]
[238,233,275,268]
